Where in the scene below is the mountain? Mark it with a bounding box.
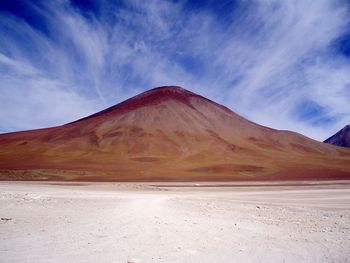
[1,86,350,181]
[324,125,350,148]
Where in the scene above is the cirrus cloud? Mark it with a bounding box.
[0,0,349,140]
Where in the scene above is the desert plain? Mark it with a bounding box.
[1,180,349,263]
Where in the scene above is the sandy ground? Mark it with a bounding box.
[0,181,350,263]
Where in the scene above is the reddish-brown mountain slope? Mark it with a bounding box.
[1,86,350,181]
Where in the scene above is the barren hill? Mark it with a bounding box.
[324,125,350,148]
[1,86,350,181]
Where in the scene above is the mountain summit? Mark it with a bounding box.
[324,125,350,148]
[0,86,350,181]
[72,86,233,123]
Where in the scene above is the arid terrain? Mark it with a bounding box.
[1,86,350,181]
[1,181,349,262]
[324,125,350,148]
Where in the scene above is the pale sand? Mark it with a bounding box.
[0,181,350,263]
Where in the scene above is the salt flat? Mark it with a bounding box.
[0,181,349,263]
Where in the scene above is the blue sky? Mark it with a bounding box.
[0,0,349,140]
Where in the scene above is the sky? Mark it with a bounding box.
[0,0,349,141]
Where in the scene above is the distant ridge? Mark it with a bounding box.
[0,86,350,181]
[324,125,350,148]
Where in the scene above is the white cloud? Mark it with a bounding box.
[0,57,101,132]
[0,0,349,140]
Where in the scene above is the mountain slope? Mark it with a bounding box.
[324,125,350,148]
[1,86,350,181]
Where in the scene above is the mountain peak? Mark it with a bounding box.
[1,86,350,181]
[133,86,197,102]
[72,86,230,124]
[145,85,192,94]
[71,86,195,123]
[324,124,350,148]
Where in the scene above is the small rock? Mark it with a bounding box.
[127,258,140,263]
[1,218,12,221]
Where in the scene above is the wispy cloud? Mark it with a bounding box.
[0,0,349,140]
